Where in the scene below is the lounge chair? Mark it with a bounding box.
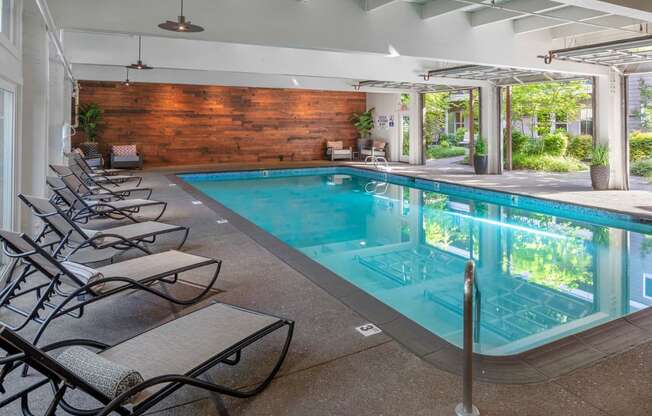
[46,176,166,222]
[19,195,189,262]
[0,230,221,342]
[69,160,143,188]
[0,301,293,416]
[50,165,152,200]
[359,139,388,160]
[68,151,126,176]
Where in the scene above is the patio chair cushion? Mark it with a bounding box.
[99,302,280,404]
[112,145,138,156]
[372,140,386,150]
[327,141,343,150]
[57,346,144,401]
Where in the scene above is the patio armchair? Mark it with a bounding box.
[0,230,221,345]
[111,144,144,170]
[46,176,165,222]
[359,139,388,160]
[325,141,353,161]
[0,301,293,416]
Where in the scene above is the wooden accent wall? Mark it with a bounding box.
[75,81,366,166]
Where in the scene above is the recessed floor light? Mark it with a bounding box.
[191,200,203,205]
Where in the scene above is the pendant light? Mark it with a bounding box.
[123,68,131,86]
[158,0,204,33]
[127,36,154,70]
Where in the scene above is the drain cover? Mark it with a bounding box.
[355,324,382,337]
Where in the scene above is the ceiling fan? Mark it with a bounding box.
[159,0,204,33]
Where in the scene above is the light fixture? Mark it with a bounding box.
[159,0,204,32]
[123,68,131,86]
[127,36,154,70]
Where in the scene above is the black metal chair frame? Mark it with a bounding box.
[69,159,143,188]
[0,302,294,416]
[47,175,164,223]
[50,165,153,201]
[18,194,189,261]
[0,232,221,347]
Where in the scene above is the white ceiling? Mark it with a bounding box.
[48,0,652,90]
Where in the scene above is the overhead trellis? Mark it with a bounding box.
[423,65,585,86]
[353,80,469,93]
[542,35,652,74]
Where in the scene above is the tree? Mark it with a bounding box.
[511,81,591,136]
[423,92,450,145]
[633,78,652,131]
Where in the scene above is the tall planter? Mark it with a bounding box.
[473,155,488,175]
[590,165,610,190]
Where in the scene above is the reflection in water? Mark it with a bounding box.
[187,173,652,355]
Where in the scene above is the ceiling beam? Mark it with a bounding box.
[550,15,642,38]
[514,6,609,34]
[421,0,468,20]
[362,0,400,12]
[550,0,652,21]
[469,0,563,27]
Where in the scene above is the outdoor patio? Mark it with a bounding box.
[4,167,650,416]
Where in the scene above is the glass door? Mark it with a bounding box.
[400,112,410,163]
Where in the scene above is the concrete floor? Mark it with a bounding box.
[2,166,652,416]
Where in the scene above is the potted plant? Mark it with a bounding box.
[77,103,103,157]
[590,144,610,190]
[473,136,488,174]
[351,108,375,149]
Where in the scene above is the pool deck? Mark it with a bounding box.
[4,164,651,416]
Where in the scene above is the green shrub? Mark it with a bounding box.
[455,128,467,144]
[630,131,652,162]
[631,159,652,177]
[475,136,487,156]
[567,135,592,161]
[511,131,530,154]
[427,145,466,160]
[440,139,450,148]
[523,138,545,156]
[439,133,457,146]
[512,154,587,172]
[542,132,568,156]
[590,144,609,167]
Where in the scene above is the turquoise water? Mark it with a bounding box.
[182,168,652,355]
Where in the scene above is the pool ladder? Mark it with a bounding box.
[456,260,481,416]
[364,155,390,171]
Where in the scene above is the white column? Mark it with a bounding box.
[595,70,628,190]
[20,0,50,231]
[408,91,422,165]
[481,85,502,174]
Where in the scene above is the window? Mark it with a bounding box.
[580,108,593,136]
[0,0,11,40]
[554,112,568,132]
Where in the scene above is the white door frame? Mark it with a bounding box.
[399,110,410,163]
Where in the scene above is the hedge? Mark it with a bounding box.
[567,135,592,161]
[630,132,652,162]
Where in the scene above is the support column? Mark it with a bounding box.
[481,85,502,174]
[21,0,50,231]
[409,91,422,165]
[505,86,512,171]
[468,89,475,164]
[594,70,628,190]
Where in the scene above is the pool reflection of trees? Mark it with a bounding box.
[420,192,597,294]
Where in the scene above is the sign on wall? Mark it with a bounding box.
[377,115,389,129]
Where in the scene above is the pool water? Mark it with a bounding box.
[181,168,652,355]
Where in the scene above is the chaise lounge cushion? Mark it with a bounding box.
[99,302,281,404]
[57,346,144,401]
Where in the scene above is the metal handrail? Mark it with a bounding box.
[455,260,480,416]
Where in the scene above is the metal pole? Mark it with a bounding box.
[455,261,480,416]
